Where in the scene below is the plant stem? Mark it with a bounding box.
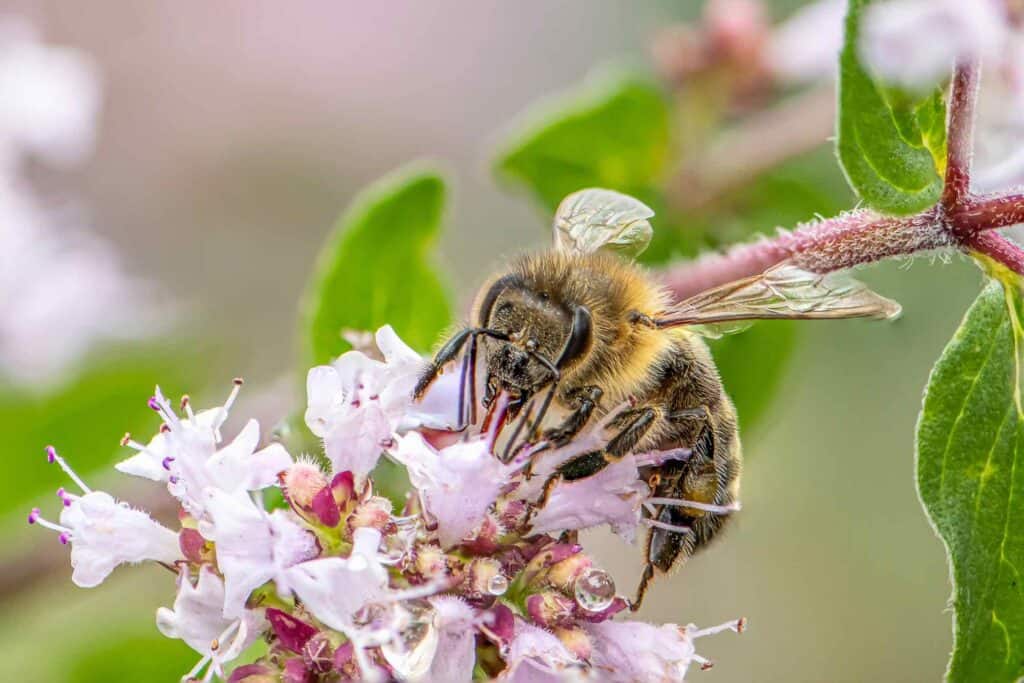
[663,59,1024,299]
[943,60,980,214]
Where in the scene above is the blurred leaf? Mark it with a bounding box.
[67,633,195,682]
[916,278,1024,682]
[837,0,943,214]
[0,347,196,519]
[301,166,453,365]
[709,322,796,431]
[495,74,671,211]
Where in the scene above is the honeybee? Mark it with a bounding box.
[414,189,899,608]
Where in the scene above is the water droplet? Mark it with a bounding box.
[487,573,508,595]
[381,601,438,679]
[574,568,616,612]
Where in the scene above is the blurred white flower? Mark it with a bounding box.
[157,566,262,683]
[0,17,171,387]
[859,0,1008,91]
[766,0,845,84]
[424,597,479,682]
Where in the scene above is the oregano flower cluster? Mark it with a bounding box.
[29,325,742,682]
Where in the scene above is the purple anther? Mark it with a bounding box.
[148,396,160,411]
[27,508,40,524]
[45,445,57,463]
[162,456,175,471]
[58,532,70,545]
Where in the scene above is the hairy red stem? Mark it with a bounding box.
[664,59,1024,298]
[943,60,980,213]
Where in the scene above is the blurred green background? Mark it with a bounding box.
[0,1,973,680]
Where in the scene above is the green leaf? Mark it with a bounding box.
[301,166,453,365]
[837,0,944,214]
[916,279,1024,682]
[495,74,671,212]
[0,347,198,520]
[710,322,796,431]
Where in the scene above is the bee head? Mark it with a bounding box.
[476,274,592,392]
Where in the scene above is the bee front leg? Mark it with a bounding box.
[537,386,603,450]
[413,327,474,399]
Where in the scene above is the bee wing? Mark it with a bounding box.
[552,188,654,259]
[657,262,901,329]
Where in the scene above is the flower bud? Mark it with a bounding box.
[281,462,328,510]
[554,626,592,661]
[521,542,583,588]
[283,657,312,683]
[546,551,593,591]
[525,591,576,629]
[349,495,393,532]
[267,607,317,654]
[227,664,277,683]
[302,632,335,674]
[468,557,505,597]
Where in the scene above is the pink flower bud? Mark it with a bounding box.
[281,462,328,510]
[267,607,317,654]
[526,591,576,629]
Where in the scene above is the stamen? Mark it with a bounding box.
[162,457,175,470]
[27,508,72,534]
[120,432,132,446]
[691,617,746,638]
[643,518,692,534]
[645,498,741,515]
[694,654,714,670]
[182,652,212,682]
[45,446,92,494]
[150,388,182,428]
[59,532,71,545]
[181,395,196,421]
[224,378,244,412]
[56,487,78,506]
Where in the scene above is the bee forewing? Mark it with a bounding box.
[657,262,902,329]
[552,188,654,259]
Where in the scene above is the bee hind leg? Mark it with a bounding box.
[631,564,655,611]
[606,406,659,458]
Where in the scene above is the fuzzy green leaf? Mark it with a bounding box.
[917,279,1024,682]
[301,166,452,366]
[837,0,944,214]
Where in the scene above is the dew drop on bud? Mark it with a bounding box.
[487,573,509,596]
[574,567,615,612]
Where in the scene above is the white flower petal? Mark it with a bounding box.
[59,491,179,587]
[202,488,317,618]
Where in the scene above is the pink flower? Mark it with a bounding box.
[156,565,263,682]
[497,620,585,682]
[305,326,461,483]
[586,618,745,682]
[392,432,516,549]
[28,448,179,587]
[200,488,318,618]
[528,455,648,542]
[119,384,292,520]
